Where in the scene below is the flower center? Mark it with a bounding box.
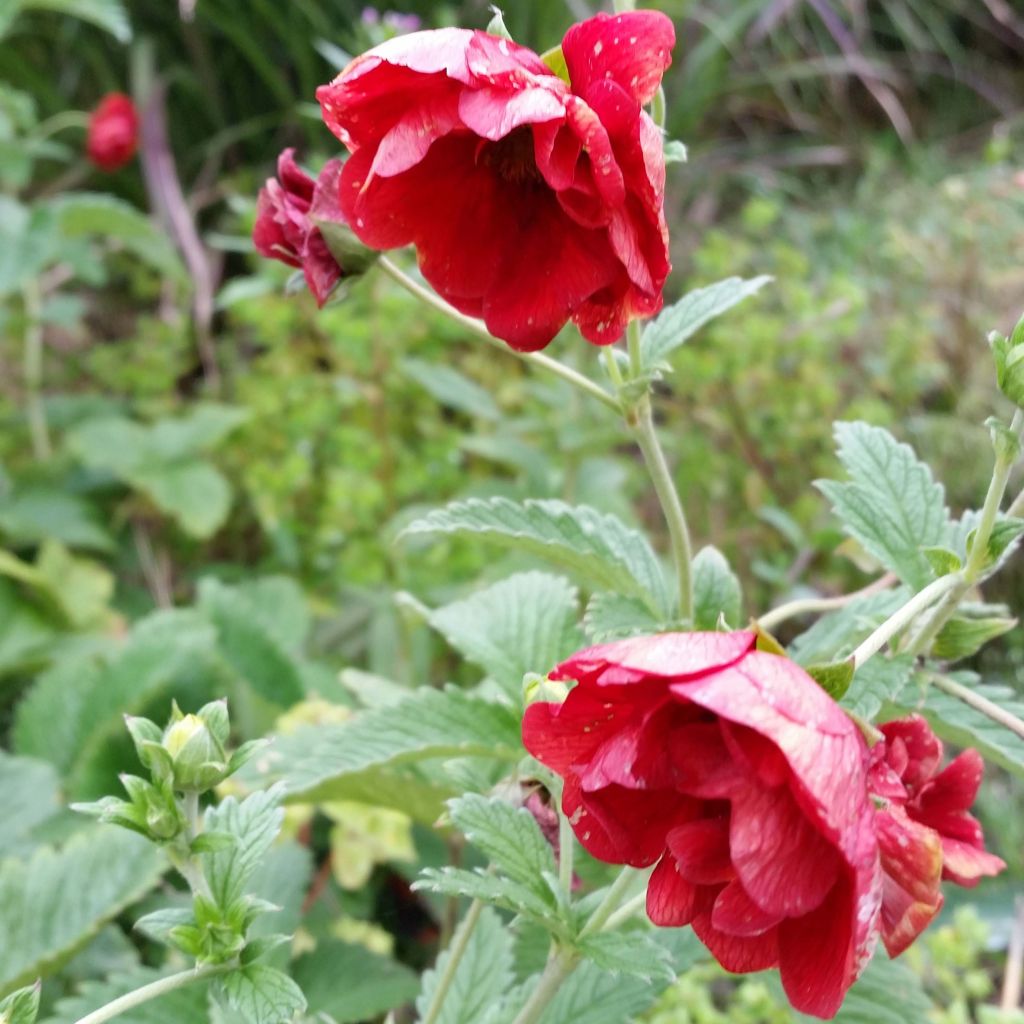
[478,127,543,187]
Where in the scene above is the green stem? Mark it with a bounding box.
[1006,488,1024,519]
[377,257,620,413]
[31,110,90,141]
[421,900,485,1024]
[578,867,641,939]
[23,281,51,460]
[850,573,961,668]
[71,964,231,1024]
[929,673,1024,741]
[558,810,574,896]
[602,891,647,932]
[508,949,579,1024]
[757,574,896,632]
[630,393,695,621]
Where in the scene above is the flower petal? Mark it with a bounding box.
[646,852,704,926]
[561,11,675,106]
[692,911,779,974]
[666,818,735,885]
[712,880,785,937]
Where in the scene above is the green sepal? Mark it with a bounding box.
[227,739,270,777]
[197,699,230,748]
[663,139,687,164]
[991,314,1024,408]
[0,982,41,1024]
[986,415,1022,461]
[932,615,1018,662]
[922,546,962,577]
[540,45,569,83]
[317,219,379,278]
[485,6,512,40]
[753,622,787,656]
[806,658,856,700]
[134,907,195,945]
[123,715,162,768]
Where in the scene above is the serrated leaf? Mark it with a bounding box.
[582,592,662,642]
[202,787,285,911]
[401,498,670,616]
[841,655,914,721]
[817,423,951,589]
[789,589,908,666]
[575,930,675,983]
[293,939,418,1024]
[891,677,1024,778]
[692,545,742,629]
[415,868,554,920]
[416,906,513,1024]
[216,966,306,1024]
[449,794,558,892]
[922,546,961,577]
[537,959,659,1024]
[424,572,582,699]
[0,830,164,997]
[258,687,521,803]
[0,752,61,858]
[639,276,772,367]
[133,907,194,945]
[933,615,1017,661]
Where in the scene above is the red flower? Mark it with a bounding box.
[316,11,674,352]
[86,93,138,172]
[869,715,1004,957]
[253,149,348,306]
[522,632,881,1020]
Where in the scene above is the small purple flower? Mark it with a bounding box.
[360,7,380,25]
[382,11,421,33]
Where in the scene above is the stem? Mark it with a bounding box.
[1001,897,1024,1011]
[578,867,641,939]
[558,811,574,895]
[850,573,961,669]
[72,964,231,1024]
[508,949,579,1024]
[1007,488,1024,520]
[32,110,90,141]
[377,257,620,413]
[421,901,485,1024]
[602,891,647,932]
[22,282,51,460]
[630,393,695,621]
[758,574,897,632]
[929,673,1024,742]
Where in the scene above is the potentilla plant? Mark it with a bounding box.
[28,5,1024,1024]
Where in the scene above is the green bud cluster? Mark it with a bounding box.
[73,699,265,843]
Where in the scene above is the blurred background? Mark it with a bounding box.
[1,1,1023,1021]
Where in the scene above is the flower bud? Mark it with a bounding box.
[990,312,1024,408]
[162,703,229,792]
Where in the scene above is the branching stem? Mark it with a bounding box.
[71,965,232,1024]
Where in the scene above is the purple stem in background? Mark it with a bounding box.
[139,79,221,389]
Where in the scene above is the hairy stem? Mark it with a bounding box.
[578,867,641,939]
[928,673,1024,742]
[508,949,579,1024]
[23,282,51,460]
[850,574,961,668]
[758,573,897,632]
[72,965,231,1024]
[421,900,485,1024]
[377,257,620,413]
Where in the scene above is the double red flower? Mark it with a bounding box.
[316,12,674,351]
[253,150,348,306]
[86,93,138,172]
[523,631,1003,1019]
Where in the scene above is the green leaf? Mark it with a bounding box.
[449,794,558,893]
[14,0,130,41]
[260,687,521,803]
[130,463,233,539]
[293,939,418,1024]
[536,960,659,1024]
[133,908,194,946]
[0,752,61,858]
[933,614,1017,661]
[816,422,951,589]
[789,589,907,666]
[40,968,208,1024]
[0,488,114,553]
[0,829,164,997]
[401,358,501,420]
[401,498,670,616]
[841,655,913,721]
[216,966,306,1024]
[582,592,662,642]
[416,907,513,1024]
[48,194,180,280]
[662,139,687,164]
[202,786,285,911]
[575,930,675,983]
[639,276,773,368]
[922,546,961,577]
[806,659,856,700]
[0,983,40,1024]
[485,6,512,40]
[423,572,582,700]
[891,677,1024,778]
[415,867,555,920]
[968,515,1024,577]
[692,545,742,629]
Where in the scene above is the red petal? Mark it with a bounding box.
[916,749,983,816]
[553,631,756,688]
[777,878,863,1019]
[879,716,943,792]
[562,11,675,106]
[646,853,703,926]
[712,880,785,937]
[728,780,841,918]
[692,911,779,974]
[668,720,746,799]
[666,818,735,885]
[940,838,1006,887]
